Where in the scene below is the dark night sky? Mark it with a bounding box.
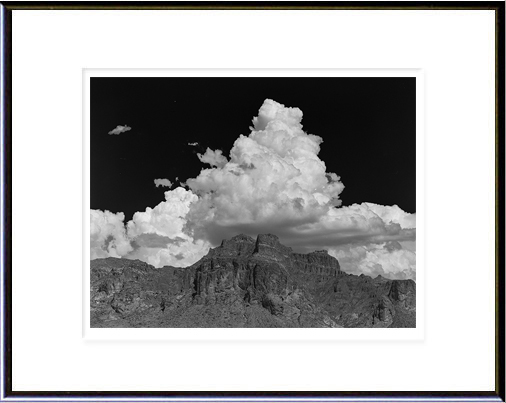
[90,77,416,221]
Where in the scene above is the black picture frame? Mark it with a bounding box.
[1,2,504,402]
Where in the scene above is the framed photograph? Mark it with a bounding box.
[1,1,504,402]
[84,69,424,340]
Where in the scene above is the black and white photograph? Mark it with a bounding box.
[89,76,418,329]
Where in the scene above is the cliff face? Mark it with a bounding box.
[90,234,415,328]
[190,234,340,305]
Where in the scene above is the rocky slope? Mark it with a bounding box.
[90,234,416,328]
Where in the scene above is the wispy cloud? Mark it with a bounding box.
[108,125,131,135]
[188,142,199,146]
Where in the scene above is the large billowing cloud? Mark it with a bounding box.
[91,99,416,279]
[125,187,211,267]
[185,99,345,244]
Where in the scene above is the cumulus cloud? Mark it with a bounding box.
[330,242,416,280]
[197,148,228,168]
[154,178,172,188]
[108,124,131,135]
[91,189,211,268]
[188,142,199,146]
[125,187,211,267]
[185,99,345,244]
[279,202,415,252]
[127,187,196,239]
[363,202,416,229]
[90,210,133,259]
[91,99,416,277]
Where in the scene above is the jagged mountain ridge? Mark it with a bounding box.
[90,234,415,328]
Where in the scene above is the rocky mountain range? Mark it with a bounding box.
[90,234,416,328]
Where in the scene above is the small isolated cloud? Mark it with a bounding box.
[154,178,173,188]
[108,125,131,135]
[188,142,199,146]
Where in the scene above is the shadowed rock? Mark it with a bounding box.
[90,234,415,328]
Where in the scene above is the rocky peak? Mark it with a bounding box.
[207,233,340,278]
[231,233,255,243]
[292,249,340,278]
[215,233,256,257]
[253,234,293,259]
[90,233,416,328]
